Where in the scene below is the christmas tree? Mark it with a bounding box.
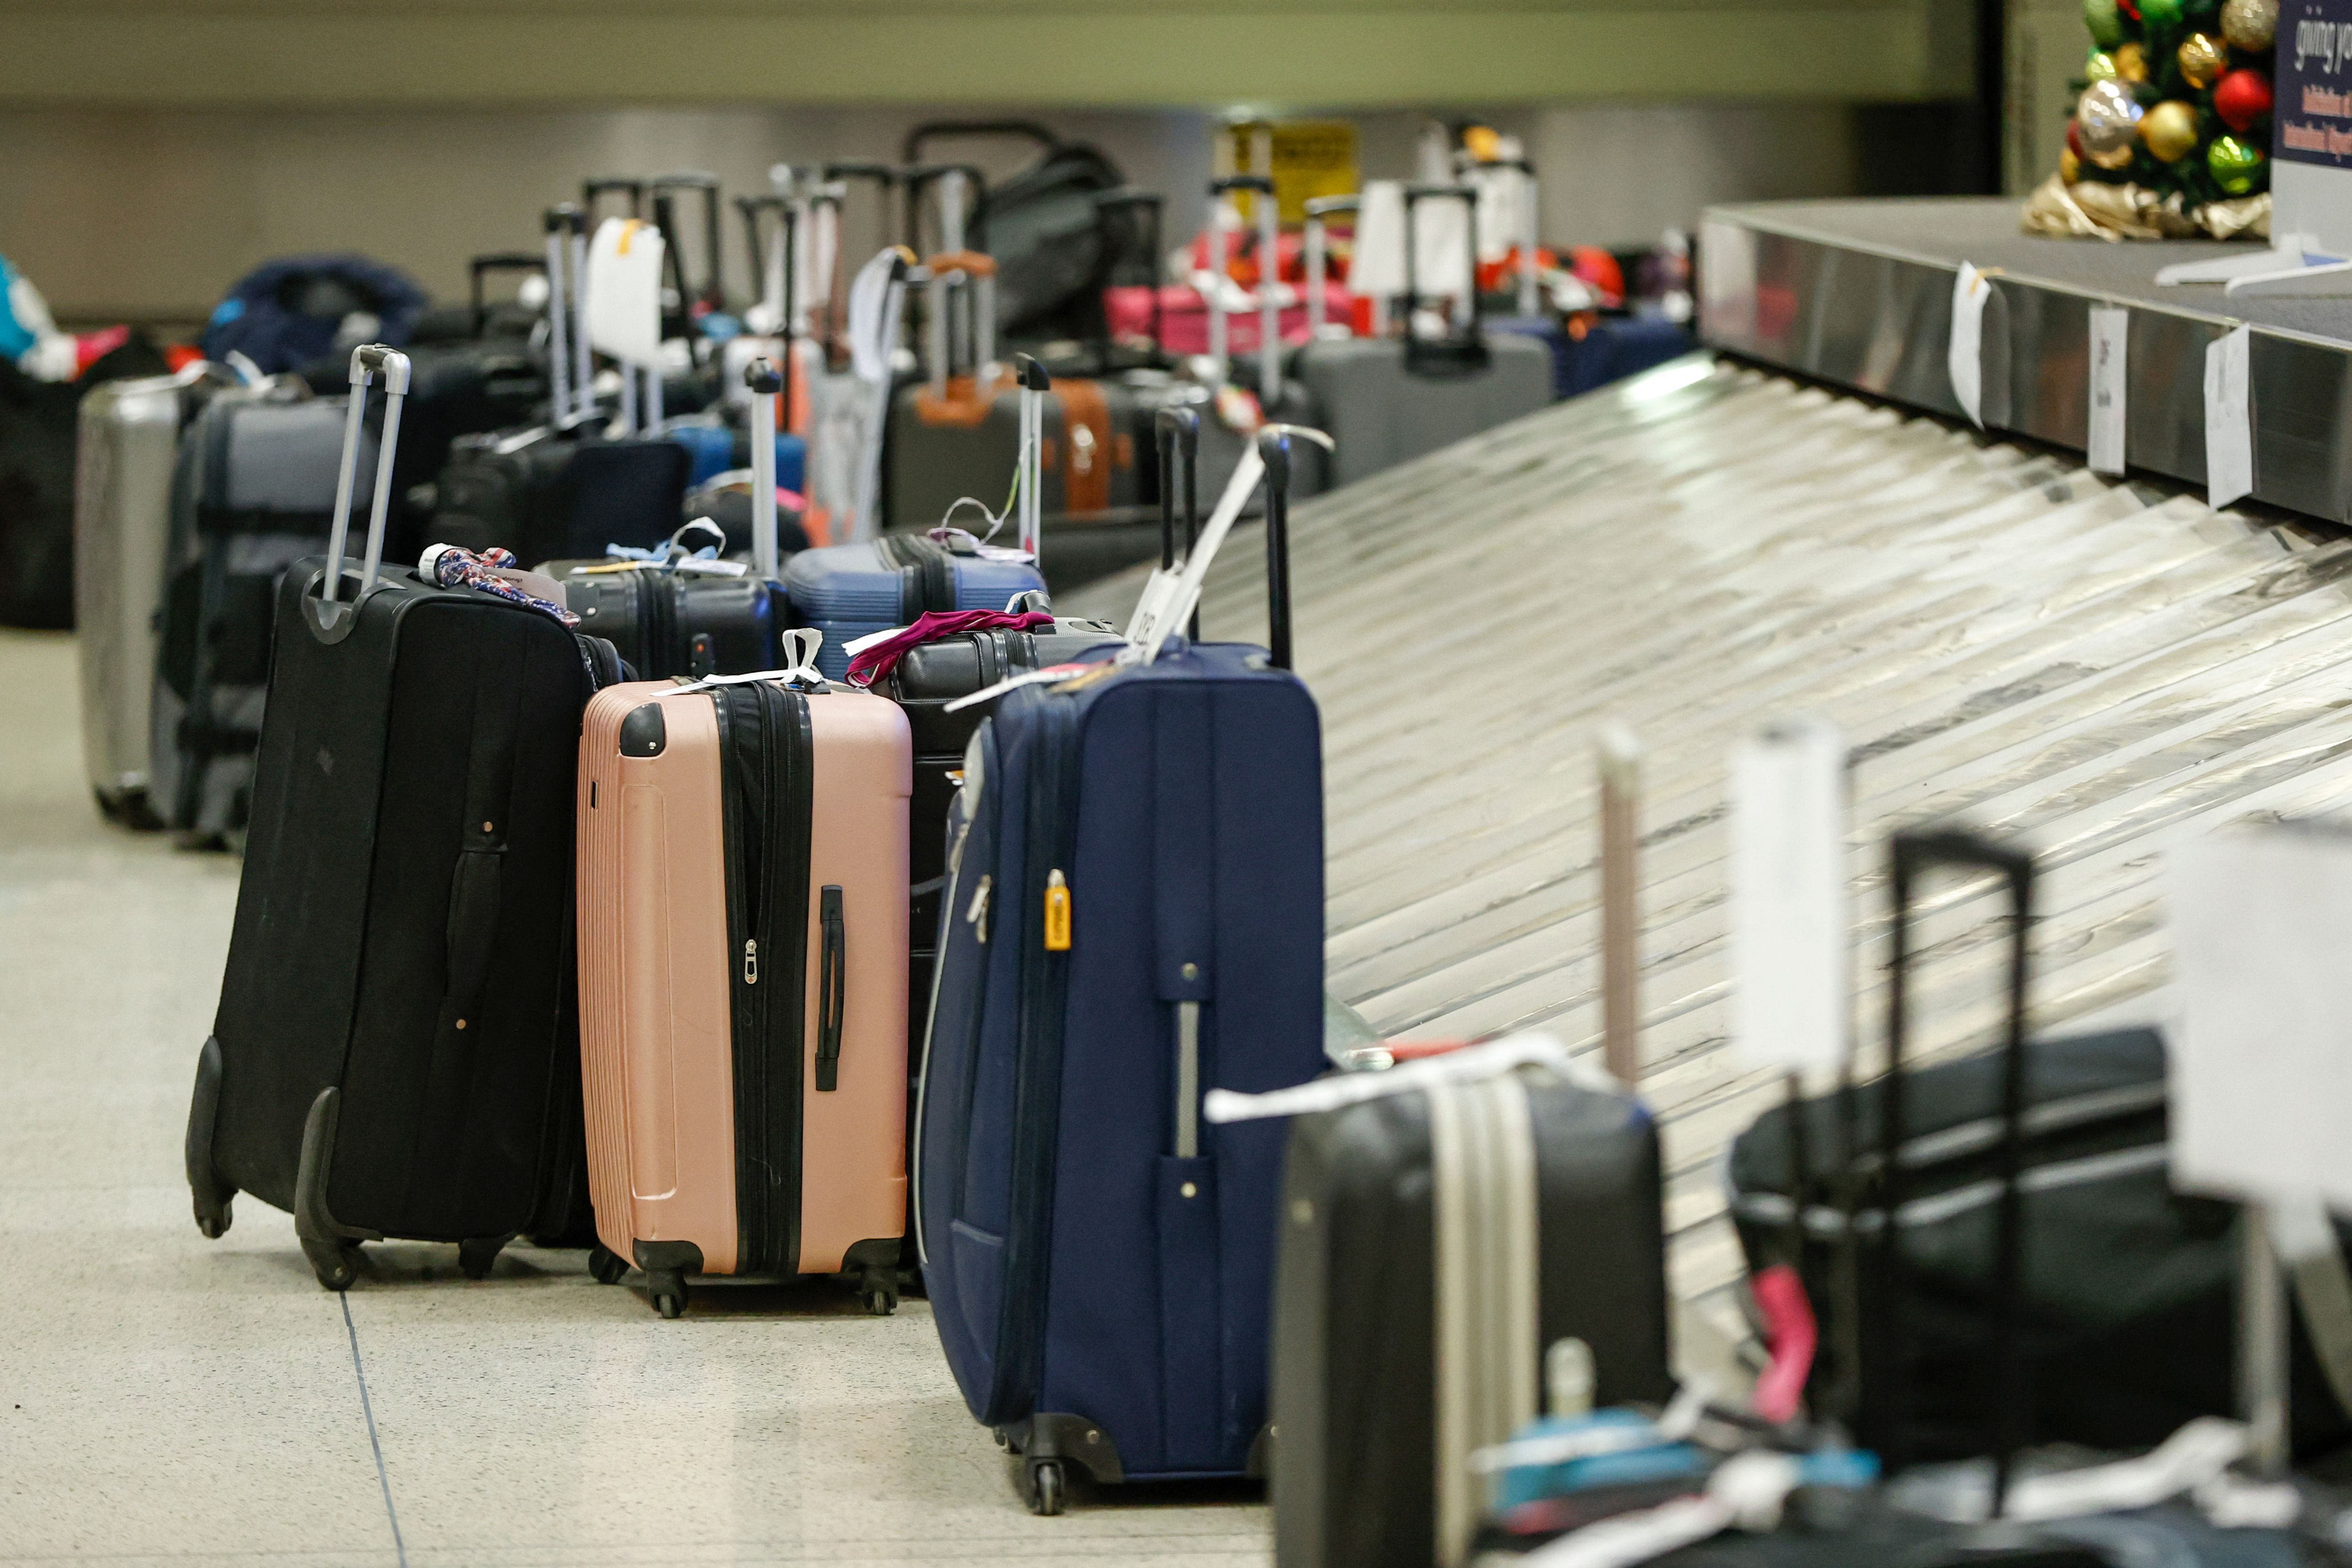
[2068,0,2274,210]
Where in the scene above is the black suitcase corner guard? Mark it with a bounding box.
[184,1036,236,1240]
[294,1087,385,1291]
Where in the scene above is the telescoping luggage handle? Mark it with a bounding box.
[1093,188,1165,369]
[1015,353,1047,559]
[1401,183,1492,377]
[1883,828,2035,1511]
[1207,174,1282,400]
[318,343,411,619]
[1303,194,1359,337]
[746,356,786,581]
[543,205,584,420]
[1154,405,1200,642]
[1123,422,1332,669]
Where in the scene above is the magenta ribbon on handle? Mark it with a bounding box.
[417,544,580,627]
[843,609,1055,689]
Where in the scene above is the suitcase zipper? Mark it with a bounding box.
[717,682,815,1276]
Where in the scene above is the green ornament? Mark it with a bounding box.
[2084,0,2124,47]
[2086,46,2120,81]
[2141,0,2185,30]
[2208,134,2266,195]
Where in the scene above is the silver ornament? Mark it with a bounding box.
[2076,79,2145,158]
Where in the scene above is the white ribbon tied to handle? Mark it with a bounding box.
[1201,1031,1613,1126]
[668,627,826,696]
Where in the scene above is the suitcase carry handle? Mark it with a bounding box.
[1303,194,1359,337]
[1401,184,1492,378]
[320,343,411,612]
[816,886,846,1092]
[1882,828,2035,1505]
[746,356,785,581]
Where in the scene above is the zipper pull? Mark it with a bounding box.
[1043,869,1072,952]
[743,938,758,985]
[966,874,992,944]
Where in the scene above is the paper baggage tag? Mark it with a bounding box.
[1727,719,1850,1072]
[2087,305,2128,476]
[2203,324,2253,509]
[2167,826,2352,1211]
[1948,262,1991,428]
[583,218,665,368]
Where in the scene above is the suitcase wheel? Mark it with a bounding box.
[858,1268,899,1317]
[587,1244,628,1285]
[457,1236,508,1282]
[1021,1458,1065,1517]
[646,1268,688,1319]
[302,1236,365,1292]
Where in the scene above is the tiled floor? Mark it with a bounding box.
[0,628,1270,1566]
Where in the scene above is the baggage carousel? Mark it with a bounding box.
[1065,206,2352,1341]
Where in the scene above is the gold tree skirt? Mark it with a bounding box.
[2020,172,2271,241]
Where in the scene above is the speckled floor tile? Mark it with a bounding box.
[0,627,1270,1564]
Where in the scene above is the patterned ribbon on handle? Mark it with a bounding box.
[416,544,579,626]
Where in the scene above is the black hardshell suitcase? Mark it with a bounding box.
[1268,1065,1674,1568]
[185,344,621,1289]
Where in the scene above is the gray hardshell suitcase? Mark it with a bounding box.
[76,366,229,826]
[151,379,369,845]
[1291,184,1550,490]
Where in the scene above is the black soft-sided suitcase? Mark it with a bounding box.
[185,344,620,1288]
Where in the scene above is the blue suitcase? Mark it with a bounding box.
[784,355,1050,680]
[665,418,807,492]
[914,426,1327,1513]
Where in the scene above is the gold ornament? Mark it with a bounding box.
[2076,79,2145,157]
[2114,42,2149,83]
[2178,32,2226,89]
[2221,0,2278,52]
[2141,100,2201,162]
[2086,48,2120,83]
[2061,147,2083,183]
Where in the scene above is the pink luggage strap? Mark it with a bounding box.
[843,608,1054,689]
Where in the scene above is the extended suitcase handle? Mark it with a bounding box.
[1016,353,1049,559]
[1255,425,1329,671]
[746,356,785,581]
[1399,184,1492,378]
[1207,174,1283,400]
[319,343,411,613]
[1303,194,1359,337]
[1882,828,2035,1504]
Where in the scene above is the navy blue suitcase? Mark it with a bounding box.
[914,426,1328,1513]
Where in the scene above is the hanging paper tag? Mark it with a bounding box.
[1728,719,1849,1072]
[2166,825,2352,1211]
[1948,262,1990,428]
[2203,324,2253,508]
[2087,305,2128,476]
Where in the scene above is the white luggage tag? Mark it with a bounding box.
[583,217,665,368]
[669,628,827,695]
[1728,719,1851,1074]
[1125,425,1335,667]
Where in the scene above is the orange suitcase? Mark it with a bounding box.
[577,629,911,1317]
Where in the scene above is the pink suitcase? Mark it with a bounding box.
[577,633,911,1317]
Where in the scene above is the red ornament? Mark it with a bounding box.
[2067,119,2087,160]
[2118,0,2139,17]
[2213,69,2273,134]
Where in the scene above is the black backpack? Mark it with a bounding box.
[904,121,1128,341]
